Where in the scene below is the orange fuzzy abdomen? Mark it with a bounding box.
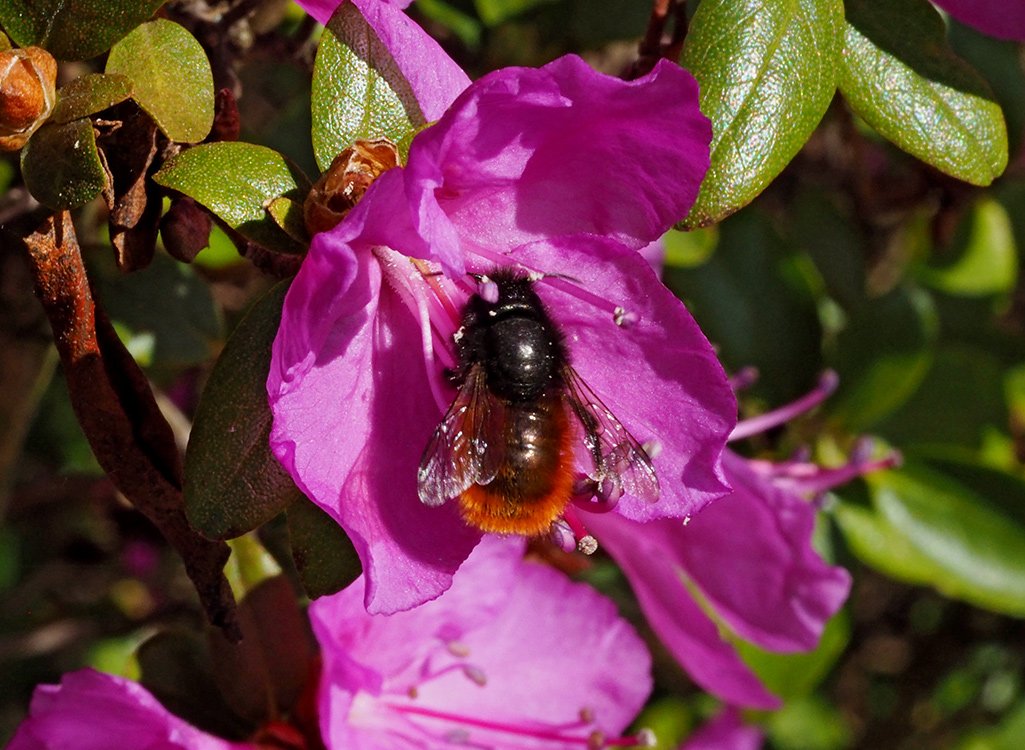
[458,394,575,536]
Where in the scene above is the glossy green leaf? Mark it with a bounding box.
[679,0,844,228]
[20,119,105,209]
[840,464,1025,617]
[918,198,1017,297]
[828,285,938,431]
[51,73,133,124]
[184,281,302,540]
[0,0,164,60]
[839,0,1008,186]
[286,496,362,599]
[153,142,310,255]
[311,3,426,171]
[106,19,214,143]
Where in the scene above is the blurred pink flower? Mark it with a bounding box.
[297,0,413,25]
[931,0,1025,41]
[678,709,763,750]
[590,373,898,708]
[9,539,655,750]
[269,0,733,614]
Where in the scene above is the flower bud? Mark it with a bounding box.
[303,138,400,236]
[0,46,57,151]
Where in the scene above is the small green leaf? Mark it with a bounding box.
[153,142,310,255]
[20,119,106,209]
[311,3,426,171]
[473,0,556,26]
[266,196,311,244]
[917,198,1017,297]
[51,73,133,124]
[106,19,214,143]
[679,0,844,228]
[184,281,302,540]
[840,464,1025,617]
[839,0,1008,186]
[0,0,164,60]
[286,497,362,599]
[828,285,939,432]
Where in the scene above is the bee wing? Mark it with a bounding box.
[417,364,503,507]
[561,366,660,504]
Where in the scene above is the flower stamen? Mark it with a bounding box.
[729,370,839,441]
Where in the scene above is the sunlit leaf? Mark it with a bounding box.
[680,0,844,227]
[839,0,1008,186]
[106,19,215,143]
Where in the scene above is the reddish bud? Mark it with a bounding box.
[303,138,400,236]
[0,46,57,151]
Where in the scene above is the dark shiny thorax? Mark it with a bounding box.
[457,276,567,403]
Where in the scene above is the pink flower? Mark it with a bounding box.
[678,709,763,750]
[297,0,413,25]
[6,670,246,750]
[589,374,899,708]
[9,539,655,750]
[312,537,653,748]
[931,0,1025,41]
[269,0,733,613]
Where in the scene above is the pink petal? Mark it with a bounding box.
[7,670,245,750]
[403,55,710,268]
[931,0,1025,40]
[269,227,480,615]
[311,537,651,748]
[589,513,781,710]
[675,452,852,652]
[506,237,735,521]
[679,709,763,750]
[299,0,468,119]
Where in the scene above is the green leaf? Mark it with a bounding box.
[736,610,851,700]
[286,496,362,599]
[840,464,1025,617]
[679,0,844,228]
[917,198,1017,297]
[473,0,556,26]
[20,119,106,209]
[51,73,133,125]
[839,0,1008,186]
[137,632,251,740]
[311,3,426,171]
[96,252,223,369]
[664,210,823,405]
[153,142,310,255]
[105,19,214,143]
[827,285,939,432]
[266,196,311,244]
[0,0,164,60]
[184,281,303,540]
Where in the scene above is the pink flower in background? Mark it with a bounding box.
[269,0,733,614]
[589,373,899,709]
[931,0,1025,41]
[6,670,246,750]
[9,539,654,749]
[678,709,763,750]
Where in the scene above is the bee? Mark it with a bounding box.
[417,270,659,537]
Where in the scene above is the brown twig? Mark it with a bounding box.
[625,0,688,80]
[21,211,239,639]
